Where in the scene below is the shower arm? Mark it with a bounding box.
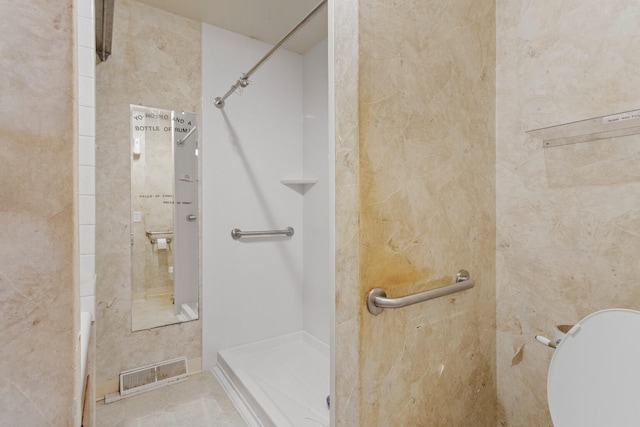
[213,0,328,109]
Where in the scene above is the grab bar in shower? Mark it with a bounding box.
[367,270,475,315]
[231,227,294,240]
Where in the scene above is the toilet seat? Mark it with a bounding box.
[548,309,640,427]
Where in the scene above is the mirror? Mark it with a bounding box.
[129,105,199,331]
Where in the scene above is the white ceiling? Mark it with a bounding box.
[136,0,328,54]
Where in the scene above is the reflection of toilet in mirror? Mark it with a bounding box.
[544,309,640,426]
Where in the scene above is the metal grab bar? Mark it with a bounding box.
[367,270,475,315]
[231,227,294,240]
[149,237,172,244]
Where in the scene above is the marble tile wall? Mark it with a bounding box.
[95,0,202,397]
[496,1,640,425]
[7,1,636,424]
[0,1,78,425]
[333,0,361,424]
[335,0,496,425]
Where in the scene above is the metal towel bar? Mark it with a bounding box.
[231,227,294,240]
[367,270,474,315]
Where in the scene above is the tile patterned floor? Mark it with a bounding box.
[95,370,248,427]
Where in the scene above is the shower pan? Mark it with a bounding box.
[214,332,329,427]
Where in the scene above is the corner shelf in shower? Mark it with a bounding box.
[280,178,317,194]
[527,109,640,148]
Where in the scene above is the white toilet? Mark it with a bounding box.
[547,308,640,426]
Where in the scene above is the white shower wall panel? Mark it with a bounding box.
[202,23,305,370]
[302,39,330,345]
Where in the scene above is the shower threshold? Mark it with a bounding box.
[213,331,330,427]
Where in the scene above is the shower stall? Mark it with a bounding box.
[201,7,331,427]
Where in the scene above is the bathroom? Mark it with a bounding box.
[2,0,640,426]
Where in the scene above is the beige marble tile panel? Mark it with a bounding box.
[0,1,77,425]
[341,0,497,425]
[334,0,361,425]
[95,0,202,393]
[497,1,640,425]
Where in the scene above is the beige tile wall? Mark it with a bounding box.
[95,0,202,397]
[0,1,78,425]
[333,0,361,424]
[335,0,496,425]
[496,1,640,425]
[7,1,638,424]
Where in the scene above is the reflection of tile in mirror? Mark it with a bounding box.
[544,134,640,188]
[129,105,200,331]
[132,294,181,331]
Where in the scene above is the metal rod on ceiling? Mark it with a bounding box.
[213,0,328,109]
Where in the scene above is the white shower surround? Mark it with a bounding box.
[201,21,331,422]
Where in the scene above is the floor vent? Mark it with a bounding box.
[105,357,188,403]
